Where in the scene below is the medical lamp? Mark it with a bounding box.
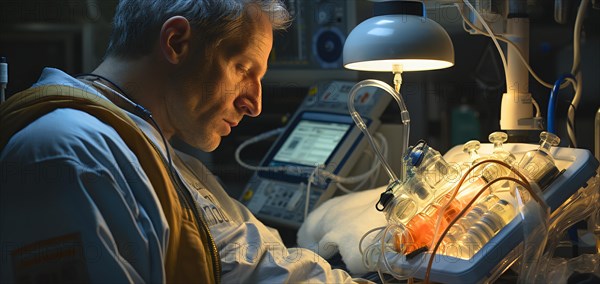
[343,0,454,188]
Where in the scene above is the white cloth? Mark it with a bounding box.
[297,187,388,275]
[1,68,365,283]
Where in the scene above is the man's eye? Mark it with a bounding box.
[237,65,249,75]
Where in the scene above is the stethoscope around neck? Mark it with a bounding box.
[75,72,175,172]
[76,73,152,120]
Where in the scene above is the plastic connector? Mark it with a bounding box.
[350,111,367,130]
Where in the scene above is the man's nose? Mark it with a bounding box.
[235,81,262,117]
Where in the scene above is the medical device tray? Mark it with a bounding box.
[392,143,598,283]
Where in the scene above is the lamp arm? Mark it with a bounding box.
[348,79,411,183]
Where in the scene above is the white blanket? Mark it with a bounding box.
[297,187,388,275]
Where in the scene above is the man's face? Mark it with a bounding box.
[167,11,273,152]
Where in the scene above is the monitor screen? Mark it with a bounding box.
[259,111,360,183]
[272,120,351,167]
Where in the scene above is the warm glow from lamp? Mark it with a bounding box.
[343,0,454,72]
[345,59,454,72]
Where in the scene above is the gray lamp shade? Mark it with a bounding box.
[343,7,454,72]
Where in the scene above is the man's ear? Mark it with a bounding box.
[159,16,192,64]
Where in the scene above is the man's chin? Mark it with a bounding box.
[200,143,219,152]
[176,134,220,152]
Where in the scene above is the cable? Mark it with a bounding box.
[336,133,389,193]
[76,73,130,100]
[234,127,288,172]
[571,0,589,76]
[458,1,588,145]
[304,134,388,216]
[91,80,152,119]
[304,165,320,219]
[150,115,174,174]
[455,4,572,90]
[370,133,388,188]
[558,0,588,148]
[235,127,389,190]
[379,223,412,280]
[360,226,386,256]
[461,1,508,74]
[547,74,576,135]
[532,98,541,118]
[568,73,582,148]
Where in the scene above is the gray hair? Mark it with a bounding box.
[105,0,291,59]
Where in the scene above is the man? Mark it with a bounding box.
[1,0,366,283]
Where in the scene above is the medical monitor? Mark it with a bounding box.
[259,111,361,184]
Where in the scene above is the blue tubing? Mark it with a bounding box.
[548,73,576,134]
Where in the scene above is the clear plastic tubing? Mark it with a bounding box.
[347,79,410,182]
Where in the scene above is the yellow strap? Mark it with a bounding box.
[0,84,215,283]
